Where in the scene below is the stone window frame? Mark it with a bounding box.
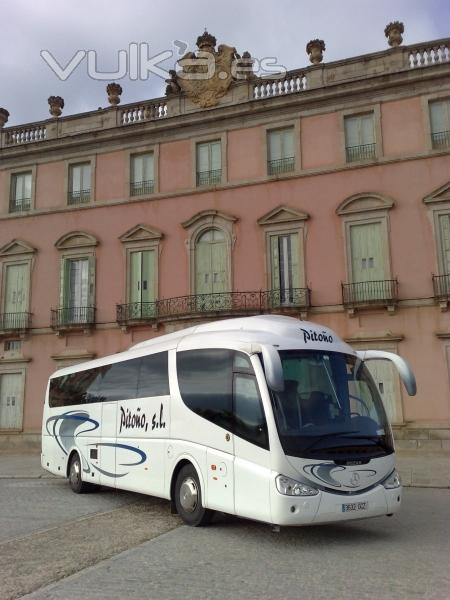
[339,104,383,165]
[0,240,36,327]
[54,232,98,309]
[421,91,450,154]
[118,224,164,304]
[336,193,394,286]
[423,183,450,279]
[262,119,301,178]
[5,165,37,214]
[182,210,237,295]
[191,132,227,188]
[125,143,160,200]
[257,205,309,292]
[347,337,405,425]
[0,365,27,432]
[64,155,96,205]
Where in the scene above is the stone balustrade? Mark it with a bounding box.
[407,40,449,68]
[1,36,449,149]
[120,100,168,125]
[4,123,47,145]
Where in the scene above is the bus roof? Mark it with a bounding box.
[49,315,354,379]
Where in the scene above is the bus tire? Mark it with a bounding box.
[68,453,96,494]
[174,464,213,526]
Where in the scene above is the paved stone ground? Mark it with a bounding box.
[22,487,450,600]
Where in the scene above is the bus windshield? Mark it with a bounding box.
[270,350,393,459]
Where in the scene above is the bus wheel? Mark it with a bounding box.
[69,453,95,494]
[175,464,213,526]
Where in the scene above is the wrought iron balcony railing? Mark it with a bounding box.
[117,288,311,325]
[345,143,376,163]
[9,197,31,213]
[342,280,398,307]
[432,274,450,300]
[431,131,450,150]
[68,189,91,205]
[267,156,295,176]
[130,179,154,196]
[196,169,222,187]
[51,306,96,329]
[0,312,31,331]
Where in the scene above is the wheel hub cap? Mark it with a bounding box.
[180,477,198,513]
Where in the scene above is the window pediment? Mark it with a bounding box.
[182,210,237,230]
[119,224,163,243]
[0,239,36,257]
[55,231,98,250]
[423,182,450,205]
[336,193,394,216]
[258,206,309,226]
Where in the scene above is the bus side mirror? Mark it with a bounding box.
[356,350,417,396]
[261,344,285,393]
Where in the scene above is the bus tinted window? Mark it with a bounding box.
[138,352,170,397]
[49,367,101,407]
[97,359,140,402]
[177,349,233,431]
[234,373,269,449]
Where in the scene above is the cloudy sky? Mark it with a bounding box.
[1,0,449,126]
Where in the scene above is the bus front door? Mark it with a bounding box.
[206,431,235,514]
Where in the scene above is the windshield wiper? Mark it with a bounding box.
[302,431,357,453]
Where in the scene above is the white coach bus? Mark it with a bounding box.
[42,315,416,527]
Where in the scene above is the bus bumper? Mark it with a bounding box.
[270,484,402,526]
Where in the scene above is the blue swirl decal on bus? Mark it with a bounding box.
[46,411,147,478]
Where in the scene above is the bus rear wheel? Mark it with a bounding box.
[69,453,96,494]
[175,464,213,526]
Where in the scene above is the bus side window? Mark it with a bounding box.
[138,352,170,397]
[177,349,233,431]
[233,373,269,450]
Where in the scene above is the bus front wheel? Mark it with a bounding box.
[174,464,213,526]
[69,453,96,494]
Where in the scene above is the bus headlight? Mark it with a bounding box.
[275,475,319,496]
[382,470,401,489]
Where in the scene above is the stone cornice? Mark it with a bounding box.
[1,55,449,165]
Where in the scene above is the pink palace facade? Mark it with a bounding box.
[0,26,450,455]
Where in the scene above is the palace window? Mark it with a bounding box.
[68,162,91,204]
[429,99,450,150]
[9,172,32,213]
[344,113,376,162]
[267,127,295,175]
[196,140,222,186]
[130,152,154,196]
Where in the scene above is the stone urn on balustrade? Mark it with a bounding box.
[107,83,123,106]
[0,108,9,128]
[306,39,326,65]
[385,21,404,47]
[48,96,64,118]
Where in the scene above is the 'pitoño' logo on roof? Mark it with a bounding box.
[300,328,333,344]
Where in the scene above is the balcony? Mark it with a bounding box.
[130,179,154,196]
[431,131,450,150]
[433,274,450,309]
[342,280,398,314]
[196,169,222,187]
[345,143,376,163]
[117,288,311,327]
[9,197,31,213]
[68,189,91,205]
[267,157,295,176]
[51,306,96,332]
[0,312,31,335]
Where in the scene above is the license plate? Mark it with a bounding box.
[342,501,368,513]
